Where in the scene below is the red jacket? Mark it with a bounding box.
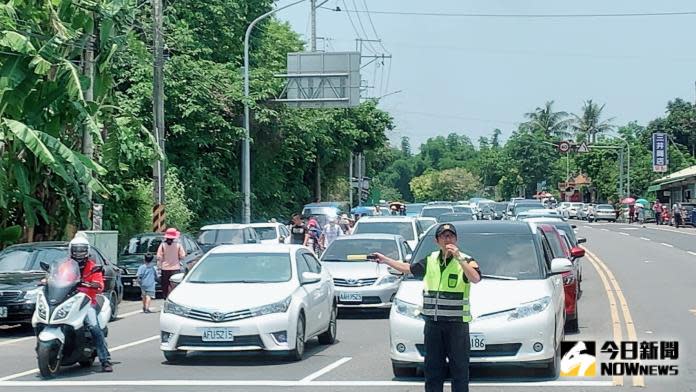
[77,259,104,305]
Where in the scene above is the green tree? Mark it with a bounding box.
[410,168,481,201]
[572,100,614,143]
[523,101,572,139]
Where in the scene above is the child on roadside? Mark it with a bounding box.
[137,253,157,313]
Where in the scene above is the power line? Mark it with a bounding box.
[340,0,376,54]
[322,7,696,18]
[361,0,390,55]
[350,0,379,54]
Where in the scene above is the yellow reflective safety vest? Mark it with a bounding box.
[421,251,472,322]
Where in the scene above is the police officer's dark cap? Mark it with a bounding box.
[435,223,457,238]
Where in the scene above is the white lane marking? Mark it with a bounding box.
[643,260,656,263]
[583,226,592,229]
[619,227,639,231]
[0,380,615,387]
[0,335,159,381]
[619,232,630,236]
[299,357,352,382]
[661,243,674,248]
[688,251,696,256]
[601,228,610,232]
[0,304,154,347]
[640,237,651,241]
[647,226,696,236]
[0,336,34,347]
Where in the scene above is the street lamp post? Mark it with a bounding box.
[243,0,307,223]
[614,136,631,197]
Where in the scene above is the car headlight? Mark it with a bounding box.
[377,275,400,286]
[53,297,78,321]
[163,300,191,317]
[23,288,42,302]
[394,298,422,320]
[508,296,551,321]
[250,296,292,317]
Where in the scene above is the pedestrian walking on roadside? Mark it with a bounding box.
[370,224,481,392]
[673,203,683,228]
[628,204,635,224]
[653,201,663,225]
[321,217,344,249]
[156,228,185,299]
[289,214,309,245]
[137,253,157,313]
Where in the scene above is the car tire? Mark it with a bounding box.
[392,363,418,378]
[566,307,579,333]
[109,291,118,321]
[318,305,337,345]
[163,350,186,363]
[287,314,306,361]
[543,343,561,378]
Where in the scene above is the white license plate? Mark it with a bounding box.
[470,333,486,351]
[201,328,235,342]
[339,292,362,302]
[0,307,6,318]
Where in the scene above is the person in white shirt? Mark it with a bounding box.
[321,217,344,248]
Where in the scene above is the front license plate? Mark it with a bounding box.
[339,292,362,302]
[201,328,235,342]
[470,333,486,351]
[0,307,6,318]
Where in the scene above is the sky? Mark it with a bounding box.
[276,0,696,150]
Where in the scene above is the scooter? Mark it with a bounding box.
[32,258,111,378]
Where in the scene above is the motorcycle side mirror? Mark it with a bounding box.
[39,262,50,272]
[91,265,103,274]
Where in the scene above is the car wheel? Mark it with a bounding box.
[543,343,561,378]
[318,305,337,345]
[287,314,306,361]
[109,291,118,321]
[392,362,418,378]
[163,350,186,363]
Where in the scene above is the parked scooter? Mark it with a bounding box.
[32,258,111,378]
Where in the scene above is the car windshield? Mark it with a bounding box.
[543,230,566,258]
[493,203,508,212]
[547,223,577,245]
[197,229,245,245]
[187,253,291,283]
[123,235,162,255]
[353,222,414,241]
[514,204,544,214]
[405,204,426,215]
[453,206,473,213]
[421,207,453,218]
[439,213,474,222]
[322,239,399,261]
[252,227,277,241]
[597,205,614,210]
[412,233,542,280]
[0,247,66,272]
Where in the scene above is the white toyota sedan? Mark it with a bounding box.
[248,222,292,244]
[351,215,423,251]
[389,221,570,377]
[160,244,337,362]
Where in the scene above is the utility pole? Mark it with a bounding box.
[309,0,322,202]
[348,153,353,208]
[82,21,95,227]
[152,0,166,232]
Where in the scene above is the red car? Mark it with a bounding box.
[537,224,585,332]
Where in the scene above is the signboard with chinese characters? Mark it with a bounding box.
[652,133,668,172]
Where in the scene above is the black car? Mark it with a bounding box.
[118,233,203,297]
[0,242,123,325]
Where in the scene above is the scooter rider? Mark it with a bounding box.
[69,234,113,372]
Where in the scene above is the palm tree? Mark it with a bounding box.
[523,101,573,139]
[572,100,615,143]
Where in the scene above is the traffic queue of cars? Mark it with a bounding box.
[0,197,588,380]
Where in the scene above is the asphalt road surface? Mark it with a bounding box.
[0,223,693,391]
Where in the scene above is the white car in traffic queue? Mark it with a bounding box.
[248,222,292,244]
[160,244,337,362]
[351,215,423,251]
[389,221,571,377]
[320,234,412,309]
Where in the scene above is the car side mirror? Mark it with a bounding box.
[247,238,257,244]
[570,247,585,259]
[550,258,573,275]
[577,237,587,244]
[170,273,185,285]
[39,262,50,272]
[91,265,103,274]
[278,236,285,243]
[571,224,577,229]
[301,271,321,285]
[404,254,413,262]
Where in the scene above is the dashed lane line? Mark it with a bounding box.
[661,243,674,248]
[618,232,630,236]
[640,237,651,241]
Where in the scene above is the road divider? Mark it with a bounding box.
[582,247,644,387]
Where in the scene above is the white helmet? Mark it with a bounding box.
[69,233,90,266]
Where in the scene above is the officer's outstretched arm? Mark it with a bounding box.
[371,253,411,274]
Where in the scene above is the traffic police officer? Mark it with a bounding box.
[371,223,481,392]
